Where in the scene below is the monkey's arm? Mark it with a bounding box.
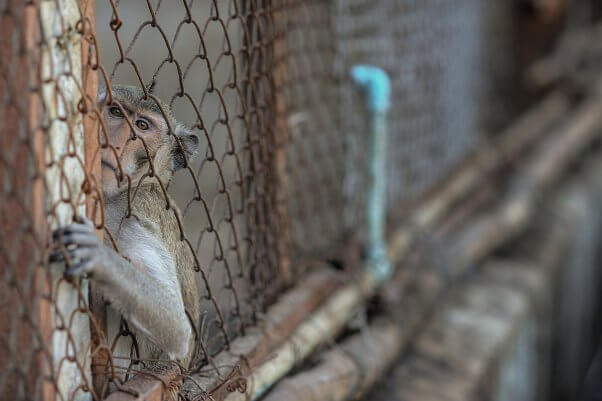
[50,218,192,360]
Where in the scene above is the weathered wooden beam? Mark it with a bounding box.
[262,318,403,401]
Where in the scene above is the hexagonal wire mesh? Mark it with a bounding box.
[0,0,516,400]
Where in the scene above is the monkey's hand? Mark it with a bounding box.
[49,216,103,279]
[50,216,193,360]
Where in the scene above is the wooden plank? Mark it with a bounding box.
[262,318,403,401]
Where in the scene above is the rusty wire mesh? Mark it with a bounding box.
[0,0,520,400]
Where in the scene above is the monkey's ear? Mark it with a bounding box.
[172,125,199,170]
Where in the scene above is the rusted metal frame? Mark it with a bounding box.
[202,267,344,399]
[261,318,403,401]
[102,79,577,401]
[80,0,110,398]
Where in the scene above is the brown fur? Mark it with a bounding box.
[100,85,201,368]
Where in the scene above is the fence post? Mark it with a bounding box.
[40,1,91,399]
[350,65,392,281]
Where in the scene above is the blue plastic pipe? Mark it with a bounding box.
[350,65,392,281]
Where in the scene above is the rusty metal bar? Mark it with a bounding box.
[79,0,111,398]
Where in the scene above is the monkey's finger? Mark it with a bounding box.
[52,223,94,238]
[48,250,67,263]
[49,247,91,264]
[76,215,95,228]
[67,247,97,261]
[53,232,99,247]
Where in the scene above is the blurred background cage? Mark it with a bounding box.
[2,0,602,400]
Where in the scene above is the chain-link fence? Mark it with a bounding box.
[1,0,526,400]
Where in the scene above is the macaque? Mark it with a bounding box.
[51,85,201,374]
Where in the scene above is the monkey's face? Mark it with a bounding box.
[100,89,199,197]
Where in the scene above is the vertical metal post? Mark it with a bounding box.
[351,65,392,281]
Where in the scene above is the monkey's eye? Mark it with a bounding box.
[109,106,124,118]
[135,120,150,131]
